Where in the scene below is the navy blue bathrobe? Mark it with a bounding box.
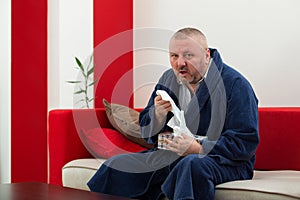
[88,49,259,200]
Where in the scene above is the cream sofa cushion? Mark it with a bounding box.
[215,170,300,200]
[62,158,105,191]
[62,159,300,199]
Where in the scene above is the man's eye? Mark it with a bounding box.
[184,53,193,59]
[171,54,178,58]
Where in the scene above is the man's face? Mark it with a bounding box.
[169,37,210,84]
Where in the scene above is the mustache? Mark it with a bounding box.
[179,66,188,71]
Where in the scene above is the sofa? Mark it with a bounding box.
[48,107,300,199]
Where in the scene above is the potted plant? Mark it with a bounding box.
[67,55,97,108]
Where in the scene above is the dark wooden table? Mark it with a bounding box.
[0,182,133,200]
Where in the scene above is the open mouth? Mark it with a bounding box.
[179,70,188,76]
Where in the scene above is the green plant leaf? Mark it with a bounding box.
[75,57,85,72]
[88,97,95,102]
[87,66,94,77]
[88,79,98,87]
[74,89,86,94]
[66,80,81,84]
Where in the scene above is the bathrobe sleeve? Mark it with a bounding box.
[139,69,179,145]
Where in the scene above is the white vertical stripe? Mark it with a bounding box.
[0,0,11,183]
[48,0,93,109]
[48,0,60,109]
[133,0,170,108]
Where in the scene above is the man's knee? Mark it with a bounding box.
[175,155,214,178]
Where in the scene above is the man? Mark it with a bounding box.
[88,27,259,200]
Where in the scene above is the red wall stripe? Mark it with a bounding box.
[11,0,48,182]
[11,0,133,182]
[93,0,133,108]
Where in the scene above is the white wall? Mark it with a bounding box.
[0,0,11,183]
[48,0,93,109]
[134,0,300,107]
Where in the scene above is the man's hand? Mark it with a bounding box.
[165,134,203,156]
[154,95,172,123]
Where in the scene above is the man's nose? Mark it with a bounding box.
[177,56,186,67]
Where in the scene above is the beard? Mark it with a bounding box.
[176,70,202,85]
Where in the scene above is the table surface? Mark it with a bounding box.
[0,182,134,200]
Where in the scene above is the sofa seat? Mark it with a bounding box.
[62,159,105,191]
[215,170,300,200]
[62,158,300,200]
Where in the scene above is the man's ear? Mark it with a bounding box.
[205,49,211,64]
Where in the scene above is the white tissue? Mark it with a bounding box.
[156,90,193,137]
[156,90,181,120]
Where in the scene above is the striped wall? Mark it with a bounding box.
[8,0,133,183]
[1,0,300,183]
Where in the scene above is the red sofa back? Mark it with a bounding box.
[48,107,300,185]
[255,108,300,170]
